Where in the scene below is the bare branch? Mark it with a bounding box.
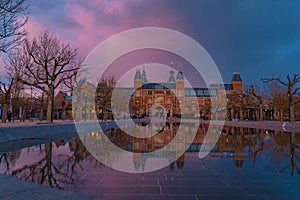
[0,0,28,53]
[262,73,300,121]
[261,77,288,87]
[6,30,83,121]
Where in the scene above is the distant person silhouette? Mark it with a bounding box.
[7,111,12,122]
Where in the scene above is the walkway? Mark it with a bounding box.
[0,119,73,127]
[0,119,299,144]
[0,174,91,200]
[206,120,300,132]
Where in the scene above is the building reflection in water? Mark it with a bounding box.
[0,123,299,189]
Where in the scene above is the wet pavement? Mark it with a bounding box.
[0,173,91,200]
[74,153,300,200]
[0,121,299,199]
[2,161,299,200]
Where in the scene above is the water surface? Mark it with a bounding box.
[0,124,299,199]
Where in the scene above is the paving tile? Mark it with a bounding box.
[162,186,246,195]
[94,194,197,200]
[196,194,266,200]
[159,179,227,187]
[0,174,91,200]
[77,185,161,195]
[263,195,300,200]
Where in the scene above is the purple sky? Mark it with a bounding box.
[2,0,300,87]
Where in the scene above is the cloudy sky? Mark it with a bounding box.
[3,0,300,86]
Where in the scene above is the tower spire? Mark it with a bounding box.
[141,66,148,83]
[134,68,141,79]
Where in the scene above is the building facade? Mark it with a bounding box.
[132,69,243,119]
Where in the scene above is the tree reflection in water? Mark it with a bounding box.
[208,126,300,176]
[277,132,300,176]
[11,143,63,188]
[227,128,300,176]
[0,125,299,191]
[0,153,9,170]
[0,150,21,173]
[1,137,91,189]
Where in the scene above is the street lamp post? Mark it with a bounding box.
[40,87,44,121]
[102,101,104,121]
[9,78,15,122]
[84,93,87,122]
[287,91,291,122]
[50,81,55,123]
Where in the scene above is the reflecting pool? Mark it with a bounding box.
[0,123,299,199]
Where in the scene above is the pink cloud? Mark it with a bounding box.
[23,17,44,38]
[62,0,187,57]
[0,1,188,74]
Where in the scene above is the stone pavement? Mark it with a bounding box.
[0,119,74,127]
[0,174,92,200]
[207,120,300,132]
[1,119,299,144]
[0,120,121,144]
[71,153,300,200]
[1,119,299,130]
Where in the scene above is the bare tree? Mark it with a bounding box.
[263,81,288,121]
[95,76,116,120]
[262,74,300,122]
[0,77,14,122]
[6,30,82,122]
[0,0,28,53]
[247,85,264,121]
[226,91,245,121]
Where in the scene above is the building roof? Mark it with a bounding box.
[209,83,218,88]
[185,88,218,97]
[141,69,148,83]
[176,71,184,80]
[220,84,233,90]
[114,87,134,96]
[141,82,176,90]
[61,92,74,101]
[232,72,242,82]
[168,70,176,83]
[134,69,142,79]
[77,78,96,90]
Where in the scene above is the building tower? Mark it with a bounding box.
[176,71,184,116]
[134,69,143,115]
[231,72,243,91]
[141,68,148,83]
[134,69,142,89]
[168,70,176,83]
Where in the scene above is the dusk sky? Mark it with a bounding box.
[3,0,300,86]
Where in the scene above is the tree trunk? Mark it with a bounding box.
[46,97,52,122]
[62,109,66,121]
[22,107,26,122]
[259,106,263,121]
[255,110,258,121]
[39,106,44,121]
[239,109,243,121]
[290,103,295,122]
[103,105,107,121]
[280,109,283,122]
[1,102,8,123]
